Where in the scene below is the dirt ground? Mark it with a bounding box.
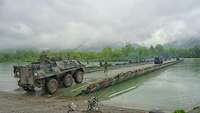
[0,91,146,113]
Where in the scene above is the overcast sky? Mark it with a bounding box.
[0,0,200,50]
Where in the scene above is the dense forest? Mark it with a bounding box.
[0,44,199,63]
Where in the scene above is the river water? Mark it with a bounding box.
[0,63,18,92]
[102,58,200,112]
[0,59,200,112]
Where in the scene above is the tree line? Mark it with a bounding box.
[0,44,200,63]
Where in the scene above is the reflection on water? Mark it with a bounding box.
[102,59,200,112]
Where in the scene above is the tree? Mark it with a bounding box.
[100,47,113,60]
[138,47,149,61]
[149,45,156,57]
[155,44,164,55]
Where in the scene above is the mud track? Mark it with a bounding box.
[0,91,145,113]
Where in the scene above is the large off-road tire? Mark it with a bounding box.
[18,80,22,87]
[23,86,34,92]
[74,70,84,84]
[46,78,58,94]
[63,74,73,88]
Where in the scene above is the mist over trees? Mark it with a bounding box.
[0,43,199,62]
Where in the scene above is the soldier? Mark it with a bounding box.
[67,102,77,113]
[104,61,108,73]
[87,97,99,112]
[86,59,89,64]
[39,51,49,62]
[128,60,132,64]
[99,60,103,67]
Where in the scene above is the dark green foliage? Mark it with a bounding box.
[0,50,40,63]
[173,109,186,113]
[0,44,200,63]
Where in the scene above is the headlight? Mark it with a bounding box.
[34,72,38,76]
[16,72,20,76]
[14,72,20,77]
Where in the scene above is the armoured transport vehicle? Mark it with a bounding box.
[154,57,163,64]
[13,56,85,94]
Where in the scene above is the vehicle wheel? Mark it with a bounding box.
[18,80,22,87]
[74,70,84,84]
[63,74,73,88]
[46,78,58,94]
[23,86,34,92]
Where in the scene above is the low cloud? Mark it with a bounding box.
[0,0,200,50]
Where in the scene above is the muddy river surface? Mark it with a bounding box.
[0,59,200,112]
[102,58,200,112]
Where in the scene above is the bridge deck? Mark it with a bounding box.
[59,60,178,96]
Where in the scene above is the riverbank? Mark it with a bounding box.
[0,91,146,113]
[1,90,200,113]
